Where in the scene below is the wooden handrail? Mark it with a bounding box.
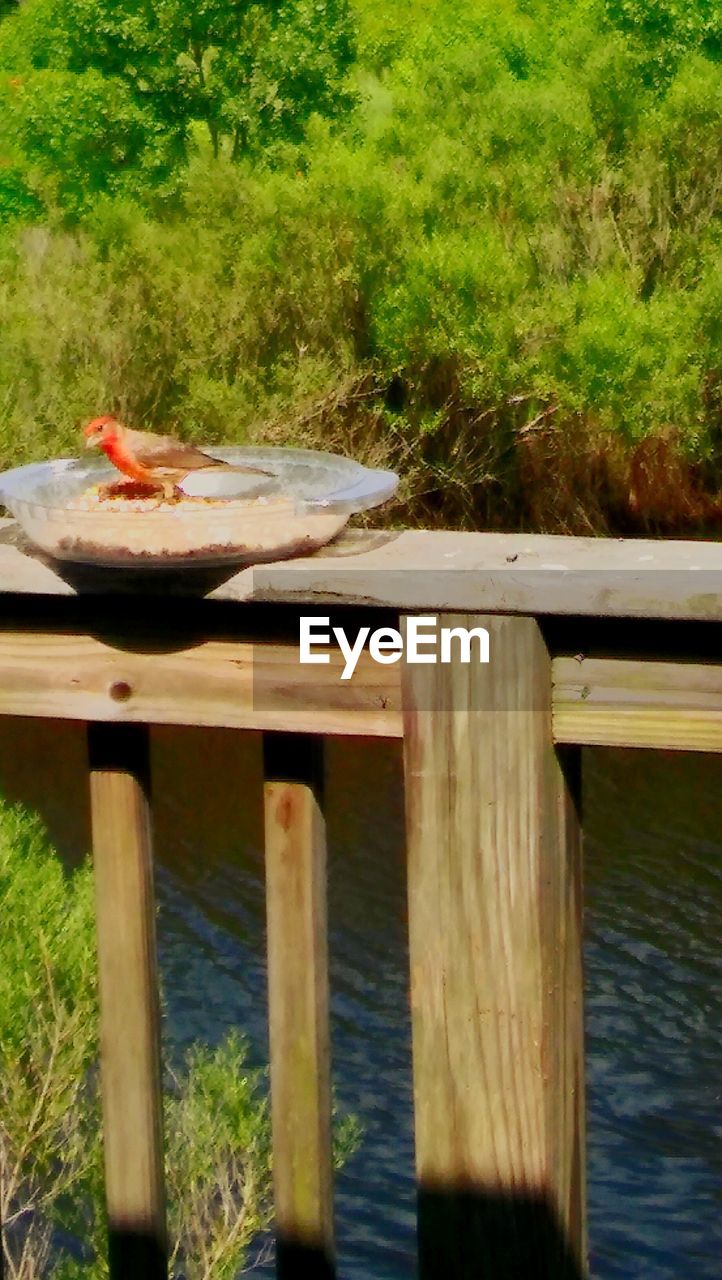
[4,521,722,620]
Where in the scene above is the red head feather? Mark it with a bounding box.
[83,415,118,439]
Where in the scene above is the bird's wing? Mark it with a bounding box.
[123,428,274,476]
[124,429,224,472]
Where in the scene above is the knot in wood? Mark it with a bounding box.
[108,679,133,703]
[276,791,295,832]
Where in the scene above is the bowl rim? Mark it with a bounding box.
[0,447,399,518]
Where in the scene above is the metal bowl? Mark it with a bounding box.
[0,446,399,569]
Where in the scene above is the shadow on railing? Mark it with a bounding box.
[417,1183,586,1280]
[107,1229,166,1280]
[275,1237,335,1280]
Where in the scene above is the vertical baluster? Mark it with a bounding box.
[88,722,167,1280]
[263,732,334,1280]
[402,614,586,1280]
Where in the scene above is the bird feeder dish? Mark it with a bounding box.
[0,446,399,568]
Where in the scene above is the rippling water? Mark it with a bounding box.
[584,751,722,1280]
[2,720,720,1277]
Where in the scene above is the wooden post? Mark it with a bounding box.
[87,723,167,1280]
[401,614,586,1280]
[263,733,334,1280]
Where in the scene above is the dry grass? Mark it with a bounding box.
[257,370,722,539]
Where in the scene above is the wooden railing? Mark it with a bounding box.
[3,522,722,1279]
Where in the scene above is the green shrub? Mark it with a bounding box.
[602,0,722,86]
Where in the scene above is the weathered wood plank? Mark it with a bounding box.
[0,629,401,737]
[4,518,722,620]
[553,655,722,751]
[6,621,722,750]
[263,734,334,1280]
[402,615,586,1280]
[87,723,167,1279]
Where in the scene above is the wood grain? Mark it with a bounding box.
[87,723,167,1279]
[6,622,722,751]
[263,734,334,1279]
[402,615,585,1280]
[0,628,401,738]
[553,655,722,751]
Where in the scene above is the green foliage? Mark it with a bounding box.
[0,69,180,215]
[0,161,43,224]
[165,1036,273,1280]
[1,0,722,532]
[0,800,101,1275]
[0,0,356,209]
[602,0,722,85]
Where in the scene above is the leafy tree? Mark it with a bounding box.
[0,0,357,212]
[55,0,357,159]
[602,0,722,84]
[0,69,182,216]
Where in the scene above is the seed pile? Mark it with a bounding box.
[44,480,344,566]
[67,479,258,510]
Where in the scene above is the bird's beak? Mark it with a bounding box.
[85,434,100,449]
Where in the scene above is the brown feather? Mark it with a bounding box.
[120,427,272,476]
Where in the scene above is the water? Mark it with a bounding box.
[1,721,720,1277]
[583,751,722,1280]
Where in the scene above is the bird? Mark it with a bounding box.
[83,415,273,502]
